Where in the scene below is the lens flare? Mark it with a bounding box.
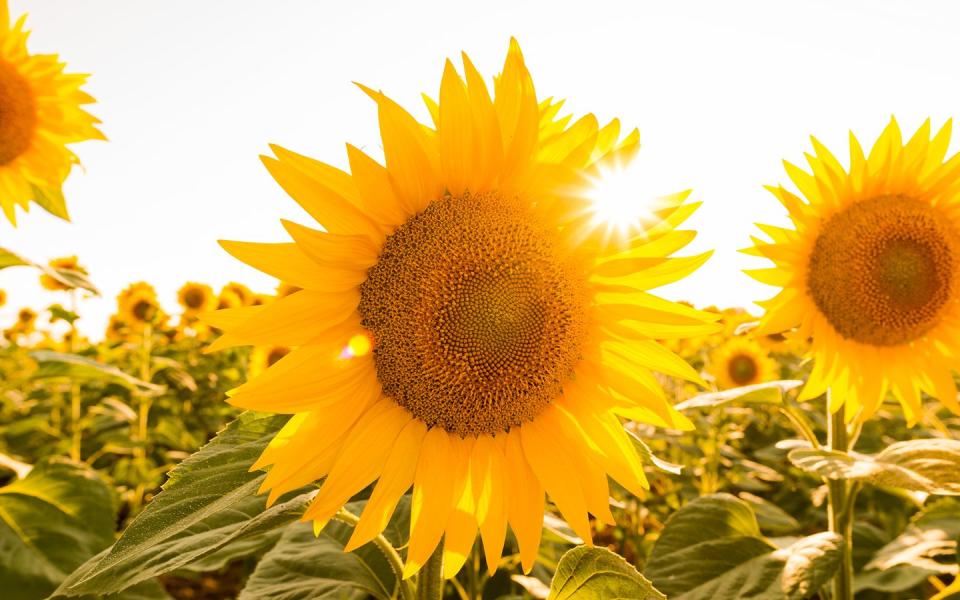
[585,164,658,240]
[340,332,372,359]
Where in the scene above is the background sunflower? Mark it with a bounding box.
[0,0,102,224]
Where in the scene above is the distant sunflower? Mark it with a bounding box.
[216,288,244,310]
[208,40,717,578]
[104,314,128,342]
[0,1,103,224]
[16,306,35,330]
[221,282,256,306]
[177,282,216,315]
[249,345,291,378]
[39,256,86,291]
[709,338,778,389]
[749,118,960,423]
[118,282,161,328]
[0,288,6,307]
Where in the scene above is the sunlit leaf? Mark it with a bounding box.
[0,247,98,294]
[629,432,683,474]
[788,439,960,495]
[30,351,165,396]
[644,494,841,599]
[0,459,116,600]
[547,546,665,600]
[53,412,302,597]
[675,380,803,411]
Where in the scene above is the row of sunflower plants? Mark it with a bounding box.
[1,252,958,599]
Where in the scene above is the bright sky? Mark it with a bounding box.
[3,0,960,339]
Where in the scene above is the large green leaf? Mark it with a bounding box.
[0,247,98,294]
[789,438,960,495]
[238,500,407,600]
[547,546,665,600]
[54,412,299,597]
[675,380,803,411]
[30,351,165,396]
[856,498,960,593]
[0,459,116,600]
[644,494,842,599]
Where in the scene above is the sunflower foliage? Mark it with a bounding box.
[0,260,955,600]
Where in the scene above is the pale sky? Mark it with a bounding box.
[3,0,960,339]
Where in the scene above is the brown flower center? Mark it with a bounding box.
[183,288,207,309]
[0,60,37,165]
[727,353,758,386]
[807,195,958,346]
[359,192,587,436]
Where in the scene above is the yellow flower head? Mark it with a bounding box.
[118,282,161,327]
[0,288,6,307]
[177,282,216,315]
[0,1,103,224]
[249,345,291,378]
[208,40,718,578]
[16,306,35,329]
[216,288,244,310]
[708,337,778,389]
[221,282,256,306]
[39,255,87,291]
[104,314,128,342]
[749,118,960,424]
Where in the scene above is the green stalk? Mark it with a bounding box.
[69,289,82,461]
[333,508,416,600]
[826,395,854,600]
[417,542,445,600]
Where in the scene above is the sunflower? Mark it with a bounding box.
[0,1,103,224]
[207,40,717,578]
[708,337,778,389]
[39,255,87,291]
[0,288,6,307]
[117,282,161,328]
[104,314,128,342]
[748,118,960,423]
[177,282,216,315]
[249,345,291,378]
[16,306,35,330]
[221,282,256,306]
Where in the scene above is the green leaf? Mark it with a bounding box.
[628,432,683,475]
[239,510,402,600]
[738,492,801,535]
[675,380,803,411]
[547,546,665,600]
[645,494,842,599]
[53,412,302,597]
[0,459,116,600]
[0,247,98,295]
[29,351,165,396]
[48,304,80,325]
[788,438,960,495]
[30,184,70,221]
[856,498,960,592]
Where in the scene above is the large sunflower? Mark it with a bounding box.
[748,118,960,423]
[208,40,717,578]
[0,1,103,224]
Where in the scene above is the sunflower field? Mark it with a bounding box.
[1,2,959,600]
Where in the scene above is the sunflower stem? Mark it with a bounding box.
[417,542,445,600]
[332,508,416,600]
[826,396,854,600]
[68,289,82,462]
